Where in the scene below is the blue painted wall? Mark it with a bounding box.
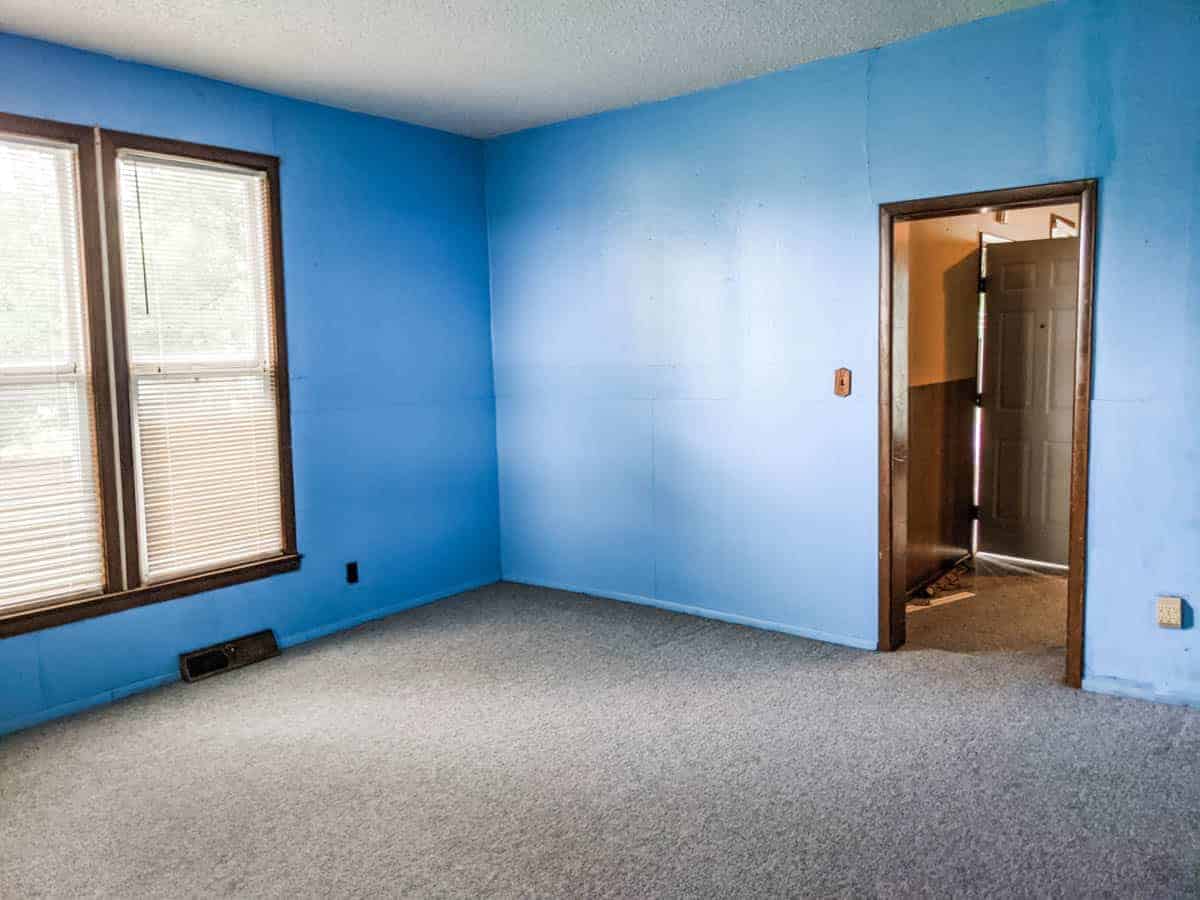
[3,0,1198,730]
[0,34,501,733]
[486,0,1200,700]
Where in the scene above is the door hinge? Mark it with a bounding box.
[974,393,983,407]
[969,504,982,520]
[978,275,987,293]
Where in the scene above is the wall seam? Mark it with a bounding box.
[864,49,875,204]
[651,397,657,601]
[480,140,505,580]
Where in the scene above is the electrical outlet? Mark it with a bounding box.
[1157,595,1182,629]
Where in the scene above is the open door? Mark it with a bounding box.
[879,181,1096,687]
[979,238,1079,565]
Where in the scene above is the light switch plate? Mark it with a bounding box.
[834,367,851,397]
[1157,596,1183,629]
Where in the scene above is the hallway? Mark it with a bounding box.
[905,556,1067,655]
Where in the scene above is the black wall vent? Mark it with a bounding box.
[180,630,280,683]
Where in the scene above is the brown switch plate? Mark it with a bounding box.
[834,367,852,397]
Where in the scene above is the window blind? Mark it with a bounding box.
[0,134,106,611]
[116,151,284,582]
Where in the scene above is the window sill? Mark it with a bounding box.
[0,553,301,639]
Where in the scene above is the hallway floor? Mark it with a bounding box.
[3,581,1197,897]
[905,554,1068,654]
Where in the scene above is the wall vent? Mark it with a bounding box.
[179,630,279,683]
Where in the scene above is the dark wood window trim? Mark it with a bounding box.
[0,554,301,638]
[0,113,299,639]
[878,179,1097,688]
[98,130,299,587]
[0,112,124,597]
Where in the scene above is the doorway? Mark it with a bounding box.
[878,181,1096,686]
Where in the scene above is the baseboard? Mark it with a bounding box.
[1082,674,1200,709]
[0,576,499,738]
[504,575,878,651]
[0,671,178,737]
[277,576,498,648]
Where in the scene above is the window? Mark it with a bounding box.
[0,114,297,636]
[0,127,108,612]
[115,151,284,581]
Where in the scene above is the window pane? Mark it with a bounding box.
[118,154,272,367]
[0,139,90,368]
[116,151,284,582]
[133,373,283,580]
[0,135,105,610]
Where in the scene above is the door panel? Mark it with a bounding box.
[1046,306,1076,411]
[992,439,1029,522]
[997,311,1035,410]
[1042,440,1072,528]
[979,237,1078,565]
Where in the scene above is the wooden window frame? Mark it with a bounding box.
[0,112,122,602]
[0,114,299,640]
[878,180,1097,688]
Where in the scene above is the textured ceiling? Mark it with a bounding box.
[0,1,1044,138]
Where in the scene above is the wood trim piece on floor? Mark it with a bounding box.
[878,180,1097,687]
[906,551,973,601]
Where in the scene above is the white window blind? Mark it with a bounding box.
[117,151,284,582]
[0,134,105,611]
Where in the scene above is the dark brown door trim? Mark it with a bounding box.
[878,180,1097,687]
